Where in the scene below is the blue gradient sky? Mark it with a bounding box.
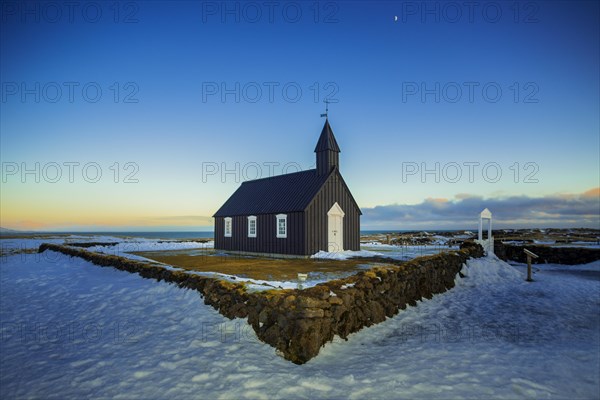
[1,1,598,230]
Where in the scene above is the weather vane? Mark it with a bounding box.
[320,99,330,118]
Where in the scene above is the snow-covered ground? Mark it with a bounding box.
[0,235,214,260]
[85,240,214,255]
[502,240,600,249]
[311,249,385,260]
[360,242,460,261]
[1,248,598,398]
[551,242,600,249]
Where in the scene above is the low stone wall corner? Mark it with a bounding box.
[38,241,485,365]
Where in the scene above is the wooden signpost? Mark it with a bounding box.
[523,248,539,282]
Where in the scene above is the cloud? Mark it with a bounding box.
[582,188,600,198]
[361,188,600,229]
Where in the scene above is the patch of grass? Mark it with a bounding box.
[132,249,396,281]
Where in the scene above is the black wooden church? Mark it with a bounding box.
[213,118,361,256]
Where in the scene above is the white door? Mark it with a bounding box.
[327,202,345,252]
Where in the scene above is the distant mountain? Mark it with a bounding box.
[0,227,19,233]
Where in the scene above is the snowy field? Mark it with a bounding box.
[1,245,599,398]
[0,235,214,253]
[502,240,600,249]
[360,242,460,260]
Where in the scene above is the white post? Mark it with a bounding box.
[476,208,493,255]
[297,273,308,290]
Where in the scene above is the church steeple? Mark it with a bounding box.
[315,118,340,176]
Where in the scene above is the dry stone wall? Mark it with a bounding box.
[38,242,484,364]
[494,242,600,265]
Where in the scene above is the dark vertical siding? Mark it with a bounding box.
[305,172,361,254]
[214,216,223,249]
[214,171,360,256]
[316,150,339,176]
[214,212,305,255]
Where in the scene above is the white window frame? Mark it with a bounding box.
[276,214,287,238]
[224,217,232,237]
[247,216,257,238]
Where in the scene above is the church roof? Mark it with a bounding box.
[314,119,340,153]
[213,119,360,218]
[213,169,332,217]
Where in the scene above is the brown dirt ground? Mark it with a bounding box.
[132,249,396,281]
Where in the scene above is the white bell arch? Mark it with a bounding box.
[475,208,494,255]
